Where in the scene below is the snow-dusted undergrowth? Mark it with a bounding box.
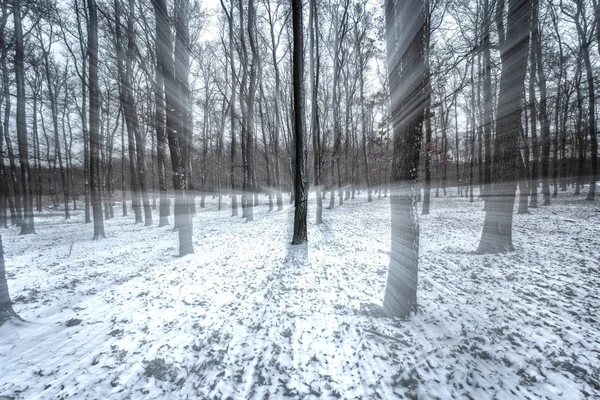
[1,189,598,399]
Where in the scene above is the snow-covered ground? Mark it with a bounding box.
[1,188,599,399]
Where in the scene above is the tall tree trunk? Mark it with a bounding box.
[422,2,432,214]
[32,81,43,213]
[154,0,193,255]
[13,0,35,235]
[291,0,307,245]
[528,21,538,209]
[258,78,273,211]
[114,0,142,224]
[265,1,284,211]
[128,0,152,225]
[422,109,432,214]
[477,0,531,253]
[310,0,323,223]
[88,0,105,238]
[42,47,70,219]
[120,112,127,216]
[482,0,493,200]
[329,1,349,210]
[382,0,425,318]
[220,0,238,217]
[1,3,21,226]
[153,20,169,226]
[245,0,259,222]
[581,35,597,201]
[0,234,18,324]
[532,0,550,205]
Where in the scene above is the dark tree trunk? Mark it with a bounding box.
[114,0,142,224]
[127,0,152,225]
[245,0,258,222]
[0,234,18,325]
[310,0,323,223]
[477,0,531,253]
[13,0,35,235]
[532,0,550,205]
[382,0,426,318]
[154,0,193,255]
[291,0,307,245]
[330,2,349,210]
[42,46,70,219]
[528,28,538,209]
[220,0,238,217]
[422,109,432,214]
[154,42,169,226]
[482,0,493,200]
[88,0,105,238]
[265,1,284,211]
[2,3,21,227]
[580,34,597,201]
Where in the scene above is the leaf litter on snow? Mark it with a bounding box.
[0,189,599,399]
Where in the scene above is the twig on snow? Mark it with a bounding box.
[363,328,410,347]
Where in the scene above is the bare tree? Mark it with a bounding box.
[0,234,18,325]
[88,0,105,239]
[13,0,35,235]
[383,0,427,317]
[477,0,531,253]
[291,0,307,245]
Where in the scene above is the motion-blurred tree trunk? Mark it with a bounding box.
[422,0,432,214]
[220,0,239,217]
[528,19,538,209]
[114,0,143,225]
[477,0,531,253]
[153,0,193,255]
[291,0,307,245]
[126,0,152,225]
[88,0,105,239]
[575,0,596,201]
[309,0,323,223]
[245,0,258,222]
[532,0,550,205]
[1,1,20,227]
[13,0,35,235]
[153,2,169,227]
[0,4,9,228]
[40,34,70,220]
[329,0,350,210]
[0,234,17,325]
[265,0,284,211]
[383,0,426,318]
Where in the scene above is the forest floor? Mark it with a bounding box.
[0,187,599,399]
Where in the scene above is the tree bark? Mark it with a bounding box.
[13,0,35,235]
[154,0,193,255]
[42,44,70,219]
[383,0,425,318]
[88,0,105,238]
[153,14,169,227]
[291,0,307,245]
[532,0,550,205]
[477,0,531,253]
[0,234,18,325]
[310,0,323,223]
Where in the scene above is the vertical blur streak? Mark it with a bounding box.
[382,0,427,318]
[291,0,307,245]
[12,0,35,235]
[477,0,531,253]
[0,234,17,324]
[153,0,193,255]
[87,0,105,239]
